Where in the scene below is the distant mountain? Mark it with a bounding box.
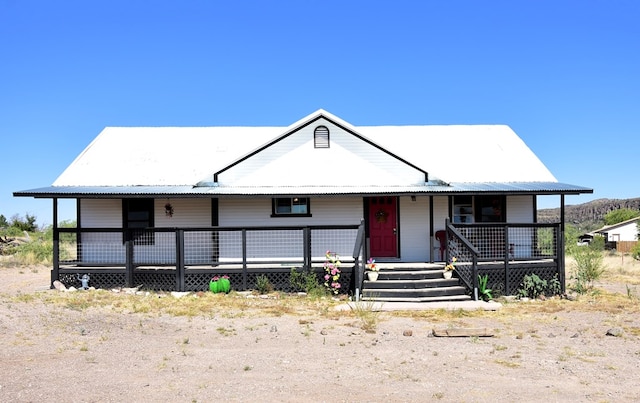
[537,197,640,231]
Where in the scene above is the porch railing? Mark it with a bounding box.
[53,223,362,292]
[445,219,563,298]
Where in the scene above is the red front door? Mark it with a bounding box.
[368,196,398,258]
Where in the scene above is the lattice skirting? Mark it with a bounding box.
[56,268,353,294]
[478,265,560,297]
[59,272,127,290]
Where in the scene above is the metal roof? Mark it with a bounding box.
[13,110,593,198]
[14,182,592,198]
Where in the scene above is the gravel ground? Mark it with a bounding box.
[1,261,640,403]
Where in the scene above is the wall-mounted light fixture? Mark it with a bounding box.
[165,201,174,218]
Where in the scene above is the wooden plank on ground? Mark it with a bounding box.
[432,328,494,337]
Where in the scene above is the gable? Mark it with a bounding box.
[212,115,428,187]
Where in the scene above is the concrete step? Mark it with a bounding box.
[361,294,473,303]
[362,285,468,300]
[362,264,469,303]
[364,277,459,289]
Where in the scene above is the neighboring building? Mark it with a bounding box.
[593,217,640,242]
[14,110,592,296]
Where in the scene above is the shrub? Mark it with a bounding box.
[517,274,561,299]
[255,274,273,294]
[289,268,323,294]
[632,241,640,261]
[570,244,604,294]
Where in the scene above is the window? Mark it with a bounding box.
[123,198,155,244]
[314,126,329,148]
[475,195,505,222]
[272,197,311,217]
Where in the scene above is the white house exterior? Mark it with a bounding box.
[14,110,592,293]
[594,217,640,242]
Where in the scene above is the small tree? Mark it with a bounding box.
[10,214,38,232]
[603,208,640,225]
[0,214,8,228]
[571,242,604,294]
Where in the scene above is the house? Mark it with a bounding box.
[592,217,640,251]
[14,110,592,297]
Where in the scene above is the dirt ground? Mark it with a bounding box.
[1,257,640,403]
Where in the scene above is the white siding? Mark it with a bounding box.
[79,198,214,264]
[507,195,534,223]
[80,199,122,227]
[218,197,363,260]
[399,196,430,261]
[219,197,363,227]
[79,199,124,263]
[506,196,535,258]
[219,118,426,187]
[605,222,639,242]
[432,196,449,261]
[155,199,211,227]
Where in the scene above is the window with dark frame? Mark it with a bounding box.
[123,198,155,245]
[475,195,506,222]
[272,197,311,217]
[314,126,330,148]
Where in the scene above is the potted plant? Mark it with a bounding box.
[444,257,457,279]
[366,258,379,281]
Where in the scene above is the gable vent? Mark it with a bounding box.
[314,126,330,148]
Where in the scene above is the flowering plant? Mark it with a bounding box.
[323,251,341,295]
[444,257,457,272]
[366,258,379,272]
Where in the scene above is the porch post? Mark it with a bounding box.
[241,229,248,290]
[51,198,59,289]
[125,230,134,287]
[176,229,185,291]
[503,224,510,294]
[429,196,434,263]
[559,194,566,292]
[303,227,311,270]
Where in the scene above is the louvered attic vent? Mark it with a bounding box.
[314,125,330,148]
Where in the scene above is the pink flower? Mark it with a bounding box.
[324,274,330,280]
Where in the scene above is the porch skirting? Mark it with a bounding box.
[56,265,354,293]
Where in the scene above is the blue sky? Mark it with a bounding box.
[1,0,638,226]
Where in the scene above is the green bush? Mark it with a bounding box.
[570,244,604,294]
[518,274,561,299]
[289,267,323,295]
[631,241,640,261]
[255,274,273,294]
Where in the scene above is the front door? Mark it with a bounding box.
[368,196,398,258]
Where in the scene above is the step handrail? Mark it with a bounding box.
[445,219,480,300]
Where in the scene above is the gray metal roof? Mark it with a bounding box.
[14,182,592,198]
